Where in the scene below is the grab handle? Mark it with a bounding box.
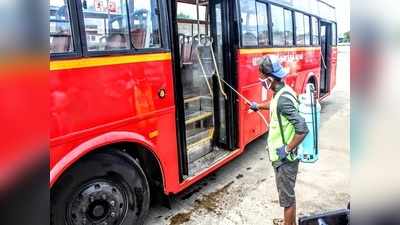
[196,50,214,98]
[208,40,228,99]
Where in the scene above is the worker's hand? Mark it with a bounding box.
[249,102,259,111]
[276,145,288,160]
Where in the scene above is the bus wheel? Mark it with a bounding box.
[51,151,150,225]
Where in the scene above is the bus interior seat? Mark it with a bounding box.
[50,34,72,53]
[181,35,197,66]
[105,33,128,50]
[180,35,206,92]
[131,29,146,49]
[242,32,257,46]
[178,33,185,67]
[178,33,185,52]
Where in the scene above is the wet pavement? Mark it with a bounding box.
[144,46,350,225]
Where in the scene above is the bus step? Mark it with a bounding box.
[185,111,213,125]
[184,96,213,116]
[187,140,212,163]
[184,96,201,104]
[187,136,213,151]
[184,95,212,104]
[187,128,214,149]
[188,147,231,177]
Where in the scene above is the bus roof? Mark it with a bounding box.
[263,0,336,21]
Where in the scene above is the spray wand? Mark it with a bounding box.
[219,78,269,127]
[219,77,271,160]
[195,36,268,127]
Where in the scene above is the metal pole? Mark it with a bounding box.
[209,40,228,99]
[196,50,214,97]
[196,0,200,36]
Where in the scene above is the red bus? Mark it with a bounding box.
[50,0,337,224]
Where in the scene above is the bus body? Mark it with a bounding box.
[50,0,337,223]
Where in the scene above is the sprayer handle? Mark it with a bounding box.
[249,102,259,111]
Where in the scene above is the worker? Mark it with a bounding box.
[250,55,309,225]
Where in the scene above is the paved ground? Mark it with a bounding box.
[144,46,350,225]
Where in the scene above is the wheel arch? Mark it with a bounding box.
[50,131,166,196]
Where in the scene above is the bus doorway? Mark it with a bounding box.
[319,21,332,96]
[170,0,236,178]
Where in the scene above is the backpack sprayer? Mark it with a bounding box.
[298,84,321,163]
[219,76,321,163]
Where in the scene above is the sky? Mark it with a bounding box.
[331,0,350,35]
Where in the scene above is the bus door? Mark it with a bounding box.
[171,0,236,178]
[319,21,332,96]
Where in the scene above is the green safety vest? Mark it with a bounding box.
[267,85,299,162]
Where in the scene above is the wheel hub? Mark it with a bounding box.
[93,205,104,217]
[89,201,107,219]
[68,181,127,225]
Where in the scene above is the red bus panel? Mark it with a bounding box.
[50,53,182,193]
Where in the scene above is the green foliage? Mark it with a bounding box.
[177,12,191,19]
[343,31,350,42]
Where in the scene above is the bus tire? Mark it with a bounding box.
[51,151,150,225]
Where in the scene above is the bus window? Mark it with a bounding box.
[129,0,161,49]
[49,0,74,54]
[332,23,337,45]
[176,2,207,36]
[271,5,284,46]
[295,12,305,45]
[304,15,311,45]
[256,2,269,47]
[284,9,293,46]
[240,0,258,47]
[81,0,130,51]
[311,16,319,45]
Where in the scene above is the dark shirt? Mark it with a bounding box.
[277,96,309,135]
[273,82,309,135]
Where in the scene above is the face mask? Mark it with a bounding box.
[259,78,273,90]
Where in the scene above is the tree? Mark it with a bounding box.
[177,13,191,19]
[343,31,350,42]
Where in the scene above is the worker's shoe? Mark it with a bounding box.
[272,218,284,225]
